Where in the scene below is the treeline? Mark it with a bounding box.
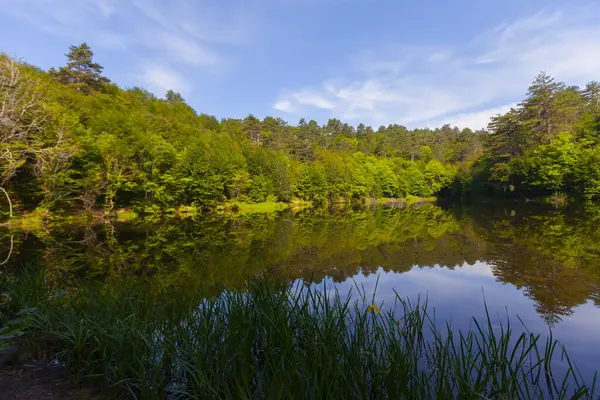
[0,44,471,214]
[1,43,600,214]
[473,73,600,199]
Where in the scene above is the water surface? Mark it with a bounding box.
[2,201,600,379]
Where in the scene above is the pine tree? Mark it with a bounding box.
[165,90,185,104]
[488,108,526,160]
[583,81,600,113]
[50,43,109,92]
[521,72,565,144]
[243,114,262,145]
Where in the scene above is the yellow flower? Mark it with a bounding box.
[367,304,380,314]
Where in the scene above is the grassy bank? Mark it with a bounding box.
[2,196,439,226]
[1,272,596,399]
[0,208,138,229]
[226,201,289,214]
[365,195,437,208]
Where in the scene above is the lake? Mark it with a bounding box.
[2,201,600,381]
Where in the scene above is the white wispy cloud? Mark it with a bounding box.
[273,99,294,112]
[292,91,337,110]
[433,103,518,130]
[155,33,221,67]
[273,5,600,129]
[96,0,117,18]
[2,0,253,95]
[138,65,188,94]
[131,0,174,30]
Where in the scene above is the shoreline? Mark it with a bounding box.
[0,196,438,228]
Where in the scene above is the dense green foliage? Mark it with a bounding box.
[0,45,462,215]
[475,74,600,199]
[1,274,596,399]
[2,45,600,215]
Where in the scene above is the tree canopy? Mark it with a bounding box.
[1,44,600,216]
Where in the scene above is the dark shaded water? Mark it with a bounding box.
[2,201,600,378]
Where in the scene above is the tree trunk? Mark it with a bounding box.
[0,187,13,218]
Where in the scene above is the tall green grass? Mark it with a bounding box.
[1,272,597,399]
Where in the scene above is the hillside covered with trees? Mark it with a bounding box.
[1,43,600,216]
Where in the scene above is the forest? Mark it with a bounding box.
[2,43,600,216]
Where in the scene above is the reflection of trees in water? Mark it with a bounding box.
[4,202,600,323]
[488,256,583,327]
[475,203,600,325]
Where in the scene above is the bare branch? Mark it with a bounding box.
[0,57,45,184]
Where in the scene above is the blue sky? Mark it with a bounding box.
[2,0,599,129]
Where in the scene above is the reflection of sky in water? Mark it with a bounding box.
[313,261,600,382]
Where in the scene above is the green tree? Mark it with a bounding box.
[165,90,185,104]
[294,164,327,203]
[243,114,263,145]
[50,43,109,92]
[521,72,564,144]
[577,146,600,200]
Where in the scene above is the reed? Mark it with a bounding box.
[2,272,597,399]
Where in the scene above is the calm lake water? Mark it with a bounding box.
[2,201,600,379]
